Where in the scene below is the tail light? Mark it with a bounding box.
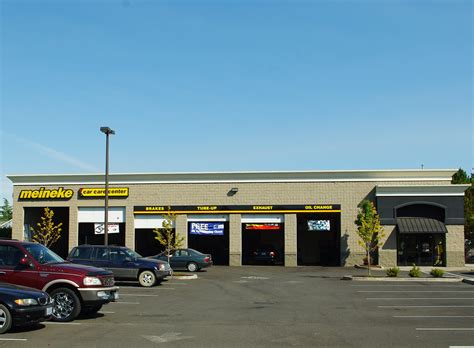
[270,251,276,257]
[204,257,210,263]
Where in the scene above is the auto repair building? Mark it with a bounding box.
[7,169,469,267]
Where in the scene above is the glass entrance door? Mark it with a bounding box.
[397,234,445,266]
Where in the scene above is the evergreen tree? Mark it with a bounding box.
[0,199,12,222]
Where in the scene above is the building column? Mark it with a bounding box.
[284,214,297,267]
[446,225,465,267]
[175,214,188,248]
[379,226,397,267]
[12,203,23,241]
[229,214,241,266]
[125,206,135,250]
[68,207,78,252]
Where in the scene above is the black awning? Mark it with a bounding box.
[397,217,448,234]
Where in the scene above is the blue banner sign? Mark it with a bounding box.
[190,222,225,235]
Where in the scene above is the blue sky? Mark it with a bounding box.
[1,0,472,200]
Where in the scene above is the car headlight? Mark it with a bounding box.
[159,263,167,271]
[14,298,38,306]
[83,277,102,286]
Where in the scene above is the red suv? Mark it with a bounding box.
[0,240,119,322]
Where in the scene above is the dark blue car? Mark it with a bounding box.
[0,282,53,334]
[68,245,171,287]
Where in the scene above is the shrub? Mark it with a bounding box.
[386,267,400,277]
[430,268,444,278]
[409,264,421,278]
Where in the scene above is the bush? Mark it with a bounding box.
[386,267,400,277]
[409,264,421,278]
[430,268,444,278]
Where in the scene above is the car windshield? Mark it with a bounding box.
[25,244,64,264]
[124,248,142,259]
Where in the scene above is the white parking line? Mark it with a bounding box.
[359,291,474,293]
[367,298,474,300]
[379,305,474,308]
[120,294,159,297]
[0,338,28,341]
[351,285,467,287]
[119,288,175,294]
[416,328,474,331]
[98,311,115,314]
[394,316,474,318]
[111,301,140,305]
[45,322,82,325]
[118,287,175,290]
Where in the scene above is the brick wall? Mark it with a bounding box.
[11,180,463,267]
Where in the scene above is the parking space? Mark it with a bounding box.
[352,281,474,344]
[1,267,473,347]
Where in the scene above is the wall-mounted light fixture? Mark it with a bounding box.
[227,187,239,196]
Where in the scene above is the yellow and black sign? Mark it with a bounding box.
[134,204,341,214]
[19,187,74,201]
[79,187,129,199]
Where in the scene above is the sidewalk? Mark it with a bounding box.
[397,264,474,272]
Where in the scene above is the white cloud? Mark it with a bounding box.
[3,132,99,172]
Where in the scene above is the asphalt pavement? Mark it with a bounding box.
[1,266,473,347]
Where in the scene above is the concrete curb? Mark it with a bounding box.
[462,278,474,285]
[348,276,463,282]
[171,274,198,280]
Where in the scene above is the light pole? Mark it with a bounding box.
[100,126,115,246]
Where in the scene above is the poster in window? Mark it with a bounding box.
[94,223,120,234]
[245,224,281,230]
[307,220,330,231]
[190,222,225,235]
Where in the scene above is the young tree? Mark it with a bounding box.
[153,208,184,265]
[30,208,63,248]
[0,199,12,222]
[355,200,385,276]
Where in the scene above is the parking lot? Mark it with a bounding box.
[1,266,473,347]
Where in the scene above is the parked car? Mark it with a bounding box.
[149,248,212,272]
[249,247,278,265]
[68,245,171,287]
[0,282,53,334]
[0,240,119,322]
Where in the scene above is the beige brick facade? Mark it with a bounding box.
[8,170,466,268]
[446,225,465,267]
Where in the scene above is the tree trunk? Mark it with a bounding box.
[367,247,371,276]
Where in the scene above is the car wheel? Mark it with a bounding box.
[187,262,198,272]
[138,270,156,287]
[50,288,82,322]
[0,304,12,334]
[81,304,103,315]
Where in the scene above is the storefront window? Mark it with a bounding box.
[397,233,445,266]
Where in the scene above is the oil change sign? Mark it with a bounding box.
[190,222,225,235]
[79,187,129,199]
